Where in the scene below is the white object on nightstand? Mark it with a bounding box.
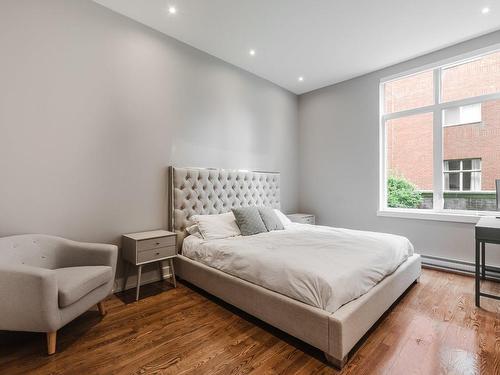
[122,230,177,301]
[287,213,315,225]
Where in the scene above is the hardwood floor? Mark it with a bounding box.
[0,269,499,374]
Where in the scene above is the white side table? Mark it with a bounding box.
[287,213,315,225]
[122,230,177,301]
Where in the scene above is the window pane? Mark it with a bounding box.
[441,50,500,102]
[463,172,471,190]
[384,70,434,114]
[461,103,482,124]
[443,103,482,127]
[386,113,433,209]
[447,173,460,190]
[447,160,460,171]
[471,172,481,190]
[443,99,500,211]
[443,107,460,126]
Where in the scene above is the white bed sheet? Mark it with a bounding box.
[182,223,414,313]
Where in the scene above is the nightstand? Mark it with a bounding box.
[287,213,315,225]
[122,230,177,301]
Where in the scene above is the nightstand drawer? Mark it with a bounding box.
[137,236,175,252]
[137,246,176,264]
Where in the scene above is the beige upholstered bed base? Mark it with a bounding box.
[175,253,421,368]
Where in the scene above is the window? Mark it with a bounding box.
[444,159,481,191]
[381,48,500,215]
[443,103,481,127]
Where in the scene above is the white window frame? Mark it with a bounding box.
[378,43,500,223]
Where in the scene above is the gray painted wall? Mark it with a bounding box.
[0,0,298,286]
[0,0,298,241]
[299,30,500,267]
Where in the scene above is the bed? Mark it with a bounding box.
[168,167,421,368]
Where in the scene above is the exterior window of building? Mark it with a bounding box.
[381,49,500,215]
[444,159,481,191]
[443,104,481,127]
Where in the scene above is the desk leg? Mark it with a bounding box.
[136,265,142,301]
[475,239,481,307]
[481,242,486,280]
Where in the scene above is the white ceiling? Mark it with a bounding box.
[94,0,500,94]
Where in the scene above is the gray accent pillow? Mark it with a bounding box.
[258,207,284,231]
[232,207,268,236]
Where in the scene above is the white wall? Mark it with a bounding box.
[299,30,500,268]
[0,0,298,286]
[0,0,298,243]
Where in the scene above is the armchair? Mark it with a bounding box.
[0,234,118,355]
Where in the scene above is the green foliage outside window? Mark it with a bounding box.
[387,175,423,208]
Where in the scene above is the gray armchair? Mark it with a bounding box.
[0,234,118,355]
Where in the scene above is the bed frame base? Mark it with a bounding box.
[325,353,348,369]
[174,253,421,369]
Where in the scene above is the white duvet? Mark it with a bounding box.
[182,223,414,313]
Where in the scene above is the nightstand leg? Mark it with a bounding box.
[169,258,176,288]
[481,242,486,280]
[158,261,164,281]
[136,265,142,301]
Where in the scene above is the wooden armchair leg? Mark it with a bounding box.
[97,301,106,316]
[46,331,57,355]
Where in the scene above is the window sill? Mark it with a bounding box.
[376,209,496,224]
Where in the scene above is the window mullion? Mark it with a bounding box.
[433,68,444,210]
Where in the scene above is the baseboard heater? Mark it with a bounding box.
[421,254,500,282]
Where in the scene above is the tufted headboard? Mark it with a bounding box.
[168,167,280,249]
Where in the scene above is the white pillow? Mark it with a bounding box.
[274,209,292,227]
[191,212,241,240]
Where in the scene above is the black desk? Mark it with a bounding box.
[475,216,500,307]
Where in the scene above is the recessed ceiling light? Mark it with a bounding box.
[168,6,177,14]
[249,49,256,56]
[481,7,490,14]
[298,76,304,82]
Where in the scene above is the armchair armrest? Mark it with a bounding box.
[57,239,118,272]
[0,264,60,332]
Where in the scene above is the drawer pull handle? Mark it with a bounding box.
[156,252,160,255]
[156,242,160,245]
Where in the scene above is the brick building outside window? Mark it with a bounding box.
[383,50,500,212]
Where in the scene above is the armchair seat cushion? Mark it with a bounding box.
[54,266,112,308]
